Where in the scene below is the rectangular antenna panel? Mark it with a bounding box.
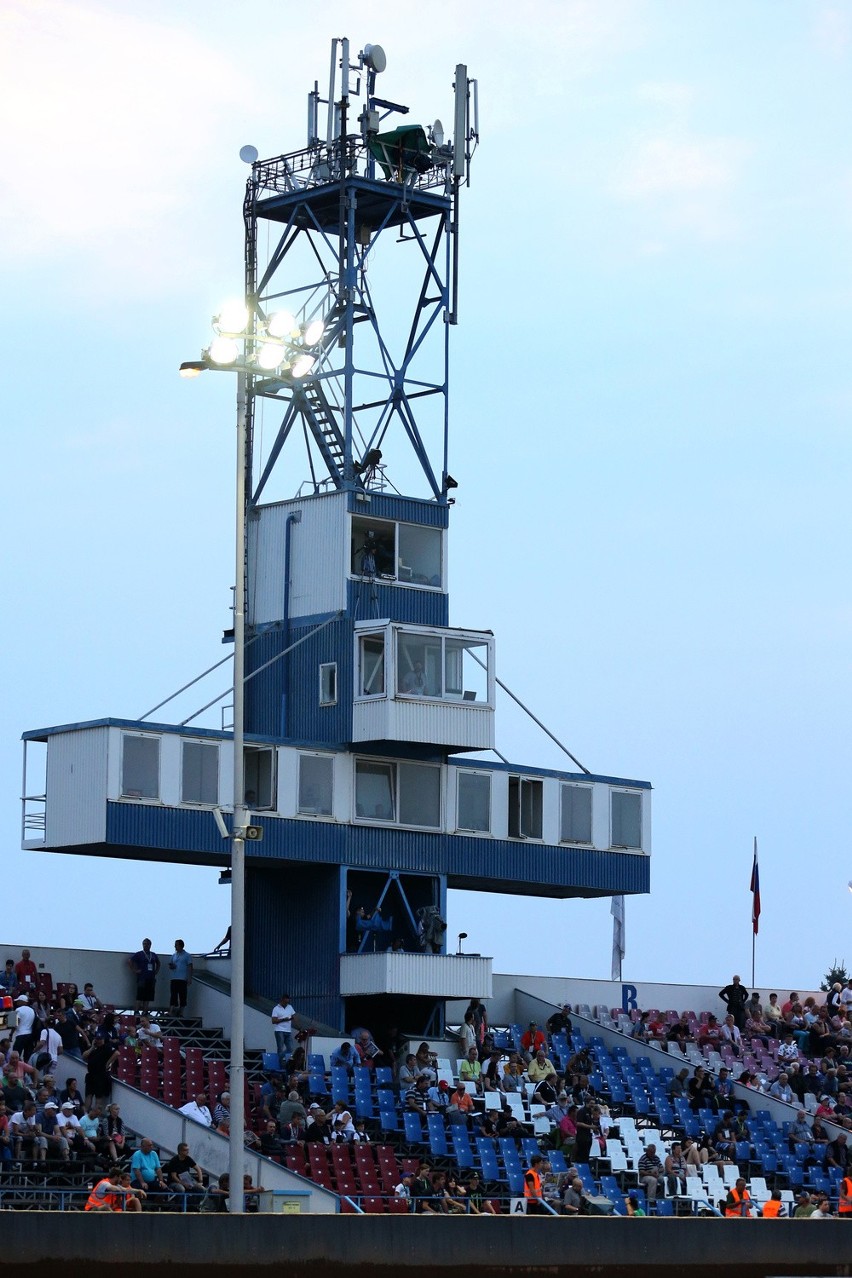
[453,64,468,178]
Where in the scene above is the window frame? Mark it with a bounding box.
[319,662,338,707]
[244,745,276,811]
[559,783,593,846]
[297,751,335,818]
[610,789,643,850]
[349,514,444,592]
[354,756,442,831]
[508,774,544,841]
[120,733,161,801]
[181,739,220,807]
[455,769,492,835]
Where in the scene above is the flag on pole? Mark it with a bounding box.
[611,895,625,982]
[750,838,760,935]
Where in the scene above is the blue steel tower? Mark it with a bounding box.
[22,40,651,1037]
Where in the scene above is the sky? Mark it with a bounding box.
[2,0,851,997]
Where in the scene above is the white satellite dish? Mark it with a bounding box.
[432,119,445,147]
[363,44,387,74]
[239,144,259,165]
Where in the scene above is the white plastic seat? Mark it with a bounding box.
[721,1163,740,1186]
[749,1177,770,1202]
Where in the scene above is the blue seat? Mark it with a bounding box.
[656,1199,674,1216]
[548,1150,568,1174]
[506,1168,525,1195]
[374,1067,393,1088]
[262,1052,280,1071]
[355,1092,375,1119]
[379,1107,399,1133]
[403,1111,424,1143]
[307,1053,326,1072]
[376,1088,395,1110]
[308,1072,329,1096]
[450,1128,473,1169]
[427,1114,449,1157]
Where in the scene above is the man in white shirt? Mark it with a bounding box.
[12,995,36,1059]
[841,981,852,1017]
[137,1016,163,1050]
[34,1023,63,1072]
[720,1015,742,1054]
[56,1100,97,1157]
[271,994,296,1061]
[178,1092,213,1127]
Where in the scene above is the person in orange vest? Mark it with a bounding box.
[524,1154,548,1215]
[724,1177,753,1217]
[85,1166,145,1213]
[761,1190,785,1218]
[839,1174,852,1217]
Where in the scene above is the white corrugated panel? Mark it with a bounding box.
[352,697,494,750]
[45,728,108,847]
[249,492,347,625]
[339,952,492,998]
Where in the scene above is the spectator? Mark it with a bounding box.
[39,1102,70,1162]
[769,1073,795,1104]
[330,1042,355,1073]
[0,1101,11,1165]
[78,983,103,1014]
[9,1101,47,1162]
[724,1177,753,1217]
[824,1132,848,1175]
[765,993,783,1035]
[12,995,36,1062]
[164,1141,205,1207]
[458,1011,477,1056]
[466,1170,498,1215]
[761,1189,786,1218]
[167,940,193,1018]
[465,999,488,1045]
[720,1015,743,1055]
[277,1089,306,1127]
[637,1143,664,1204]
[394,1172,413,1205]
[563,1174,586,1215]
[82,1038,119,1110]
[213,1091,230,1127]
[271,993,296,1061]
[446,1081,474,1126]
[33,1020,63,1074]
[0,960,19,997]
[459,1046,482,1092]
[79,1104,107,1157]
[793,1191,816,1218]
[520,1021,546,1062]
[410,1161,436,1214]
[259,1119,286,1157]
[129,939,160,1015]
[809,1197,833,1219]
[85,1168,144,1212]
[528,1049,559,1104]
[355,1028,384,1069]
[546,1004,573,1037]
[130,1137,169,1203]
[137,1015,163,1051]
[668,1068,690,1100]
[178,1092,213,1127]
[625,1190,646,1217]
[719,975,749,1030]
[665,1141,689,1195]
[413,1042,436,1082]
[102,1102,126,1162]
[56,1099,97,1158]
[54,1010,86,1056]
[14,951,38,992]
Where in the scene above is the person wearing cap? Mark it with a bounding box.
[427,1079,450,1109]
[39,1101,71,1162]
[56,1099,97,1157]
[11,995,36,1063]
[625,1190,646,1217]
[394,1172,413,1206]
[794,1191,816,1218]
[9,1101,47,1162]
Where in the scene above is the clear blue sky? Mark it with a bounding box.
[3,1,850,995]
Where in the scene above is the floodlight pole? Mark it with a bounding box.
[228,369,248,1214]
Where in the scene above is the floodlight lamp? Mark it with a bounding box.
[291,353,315,379]
[303,318,325,346]
[267,310,297,339]
[208,336,240,365]
[256,343,284,371]
[179,361,206,379]
[215,299,249,335]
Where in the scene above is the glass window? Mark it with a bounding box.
[298,753,333,816]
[444,637,488,701]
[560,785,592,843]
[351,516,395,577]
[244,747,274,809]
[508,776,543,840]
[355,760,395,821]
[611,791,642,849]
[398,762,441,828]
[457,772,491,833]
[182,741,219,805]
[319,663,337,706]
[359,634,385,696]
[397,632,442,696]
[121,735,160,800]
[398,523,442,587]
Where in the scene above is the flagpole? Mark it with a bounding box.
[750,836,758,988]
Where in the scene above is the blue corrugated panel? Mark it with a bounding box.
[246,863,342,1027]
[347,581,448,627]
[105,802,230,858]
[104,803,649,896]
[346,493,449,530]
[244,618,352,742]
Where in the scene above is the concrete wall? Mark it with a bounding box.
[3,1215,852,1276]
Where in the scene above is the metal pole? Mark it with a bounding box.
[228,370,248,1214]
